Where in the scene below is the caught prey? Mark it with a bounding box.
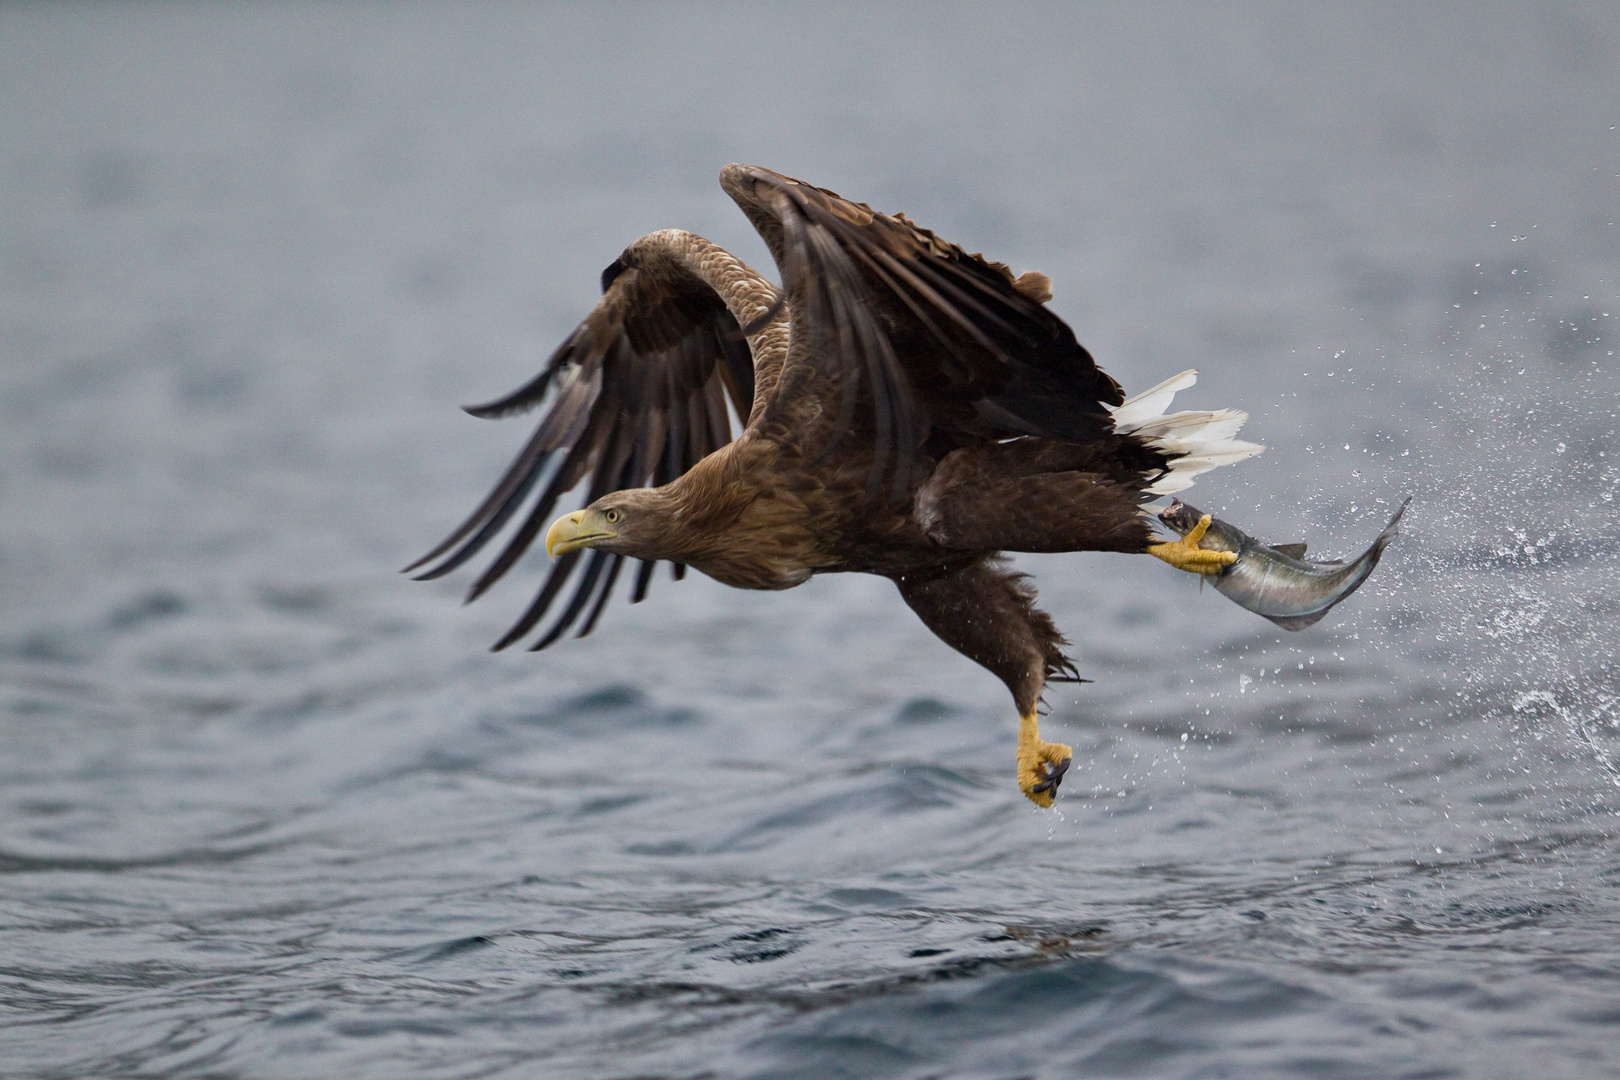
[1157,498,1410,630]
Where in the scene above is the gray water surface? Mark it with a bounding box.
[3,5,1620,1077]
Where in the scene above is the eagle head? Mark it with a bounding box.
[544,489,671,561]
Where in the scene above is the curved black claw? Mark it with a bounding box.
[1029,756,1071,795]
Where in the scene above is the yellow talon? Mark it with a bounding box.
[1016,711,1072,808]
[1146,513,1238,575]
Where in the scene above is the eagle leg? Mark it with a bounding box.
[1146,513,1237,575]
[894,557,1077,808]
[1017,712,1073,808]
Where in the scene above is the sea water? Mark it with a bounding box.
[3,5,1618,1077]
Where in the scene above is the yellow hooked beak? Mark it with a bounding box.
[545,508,616,559]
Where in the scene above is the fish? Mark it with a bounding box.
[1156,497,1410,630]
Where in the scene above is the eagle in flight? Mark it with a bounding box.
[409,165,1261,807]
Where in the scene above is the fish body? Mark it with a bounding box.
[1157,497,1410,630]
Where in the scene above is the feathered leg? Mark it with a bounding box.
[895,558,1077,808]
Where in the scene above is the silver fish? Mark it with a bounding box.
[1157,497,1410,631]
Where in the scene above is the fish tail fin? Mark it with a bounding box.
[1108,369,1265,496]
[1367,495,1412,555]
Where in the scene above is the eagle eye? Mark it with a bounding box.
[604,508,622,524]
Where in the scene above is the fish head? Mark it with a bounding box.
[1156,499,1206,537]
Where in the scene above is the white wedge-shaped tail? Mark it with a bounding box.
[1108,369,1264,495]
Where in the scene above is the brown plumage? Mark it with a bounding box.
[409,165,1262,806]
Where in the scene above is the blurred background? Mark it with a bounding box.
[2,4,1618,1077]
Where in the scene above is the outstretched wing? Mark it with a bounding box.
[405,246,760,651]
[721,164,1123,497]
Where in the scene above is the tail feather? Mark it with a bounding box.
[1108,369,1197,430]
[1107,369,1264,496]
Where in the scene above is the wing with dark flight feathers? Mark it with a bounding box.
[404,255,757,651]
[727,165,1124,496]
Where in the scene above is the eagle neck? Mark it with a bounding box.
[653,448,758,565]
